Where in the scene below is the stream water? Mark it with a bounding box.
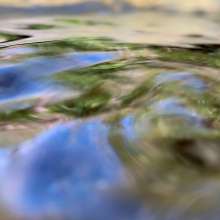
[1,11,220,220]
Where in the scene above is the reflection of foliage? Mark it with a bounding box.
[59,18,113,26]
[51,86,111,116]
[33,37,117,55]
[33,37,146,55]
[121,71,220,123]
[55,60,128,90]
[113,70,220,173]
[120,71,158,106]
[0,32,28,43]
[0,109,34,121]
[121,81,152,105]
[2,23,220,216]
[115,70,220,182]
[26,24,55,30]
[154,46,220,68]
[109,105,220,212]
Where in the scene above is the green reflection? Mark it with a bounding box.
[51,86,111,116]
[0,109,34,122]
[59,18,114,26]
[0,32,28,43]
[26,24,55,30]
[154,47,220,68]
[33,37,147,56]
[55,61,127,90]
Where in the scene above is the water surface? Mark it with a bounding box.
[0,11,220,220]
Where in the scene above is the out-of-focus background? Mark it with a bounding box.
[0,0,220,13]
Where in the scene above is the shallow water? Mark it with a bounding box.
[1,11,220,220]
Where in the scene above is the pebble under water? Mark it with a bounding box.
[1,11,220,220]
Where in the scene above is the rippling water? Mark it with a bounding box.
[1,11,220,220]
